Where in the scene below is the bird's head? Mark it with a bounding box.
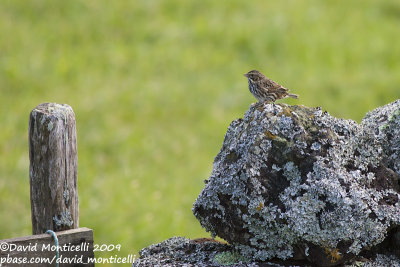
[244,70,265,82]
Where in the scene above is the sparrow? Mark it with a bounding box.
[244,70,298,103]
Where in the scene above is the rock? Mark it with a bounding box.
[133,237,400,267]
[132,237,234,267]
[192,101,400,266]
[362,99,400,179]
[132,236,313,266]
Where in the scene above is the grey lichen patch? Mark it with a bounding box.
[311,142,321,151]
[133,237,233,267]
[33,103,74,126]
[214,251,250,265]
[53,210,73,228]
[347,254,400,267]
[193,101,400,265]
[47,121,53,131]
[34,103,72,116]
[363,100,400,178]
[63,187,70,206]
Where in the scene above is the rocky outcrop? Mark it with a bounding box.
[133,237,400,266]
[133,237,232,267]
[192,101,400,266]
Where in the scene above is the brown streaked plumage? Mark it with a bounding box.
[244,70,298,103]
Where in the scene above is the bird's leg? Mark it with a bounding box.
[254,101,268,109]
[261,100,273,105]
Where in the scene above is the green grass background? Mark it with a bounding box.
[1,0,399,265]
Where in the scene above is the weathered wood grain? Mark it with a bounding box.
[29,103,78,235]
[0,227,94,267]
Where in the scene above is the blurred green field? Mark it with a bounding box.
[1,0,400,265]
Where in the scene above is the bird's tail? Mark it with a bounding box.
[287,93,299,99]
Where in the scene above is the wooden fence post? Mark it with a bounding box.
[29,103,78,234]
[0,103,94,266]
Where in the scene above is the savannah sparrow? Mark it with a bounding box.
[244,70,298,103]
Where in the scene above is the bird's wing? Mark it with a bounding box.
[268,81,289,94]
[263,78,277,88]
[264,79,283,89]
[276,86,289,94]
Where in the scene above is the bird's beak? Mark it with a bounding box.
[244,73,248,77]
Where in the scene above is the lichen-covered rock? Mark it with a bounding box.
[193,101,400,266]
[133,237,400,267]
[132,237,234,267]
[362,99,400,179]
